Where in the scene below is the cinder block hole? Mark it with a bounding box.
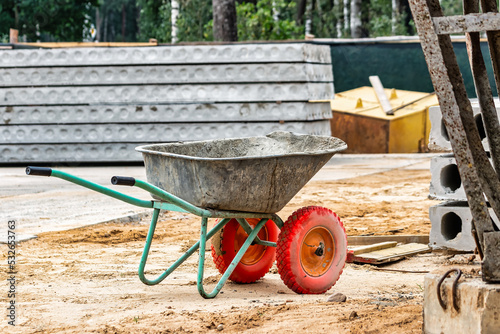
[440,164,461,192]
[441,212,462,240]
[475,114,487,140]
[441,120,449,142]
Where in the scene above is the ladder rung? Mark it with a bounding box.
[433,12,500,35]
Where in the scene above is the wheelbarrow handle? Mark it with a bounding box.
[26,166,52,176]
[111,176,136,186]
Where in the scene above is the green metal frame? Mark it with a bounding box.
[42,169,284,298]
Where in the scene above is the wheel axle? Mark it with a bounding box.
[314,242,325,256]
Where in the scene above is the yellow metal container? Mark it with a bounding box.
[329,86,438,153]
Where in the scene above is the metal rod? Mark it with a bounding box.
[133,179,212,217]
[51,169,153,208]
[197,217,268,298]
[134,179,278,220]
[152,201,191,213]
[138,214,230,286]
[235,218,276,247]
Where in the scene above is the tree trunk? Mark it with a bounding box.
[212,0,238,41]
[122,4,126,42]
[95,8,101,42]
[334,0,342,37]
[391,0,399,35]
[343,0,349,34]
[14,3,19,29]
[272,1,279,22]
[305,0,313,36]
[171,0,179,43]
[103,14,108,42]
[297,0,307,24]
[350,0,362,38]
[400,0,413,35]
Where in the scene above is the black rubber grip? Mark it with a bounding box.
[26,166,52,176]
[111,176,136,186]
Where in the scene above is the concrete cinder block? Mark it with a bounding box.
[0,43,332,68]
[0,82,334,105]
[0,63,334,87]
[1,102,332,125]
[430,201,477,251]
[429,201,500,251]
[428,100,500,152]
[424,274,500,334]
[428,106,452,152]
[429,154,466,201]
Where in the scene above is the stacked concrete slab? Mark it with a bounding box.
[428,101,500,251]
[0,43,334,163]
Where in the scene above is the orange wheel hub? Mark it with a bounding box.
[300,226,335,277]
[233,219,268,266]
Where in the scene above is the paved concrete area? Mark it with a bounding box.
[0,153,436,242]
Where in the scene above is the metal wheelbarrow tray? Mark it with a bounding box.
[136,131,347,213]
[26,131,348,298]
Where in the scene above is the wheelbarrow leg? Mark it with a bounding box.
[138,209,229,285]
[197,217,268,299]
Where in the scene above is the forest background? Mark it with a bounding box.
[0,0,463,44]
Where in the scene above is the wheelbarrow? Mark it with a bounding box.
[26,131,348,298]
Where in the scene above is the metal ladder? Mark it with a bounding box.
[409,0,500,281]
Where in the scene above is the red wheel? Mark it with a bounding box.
[276,206,347,294]
[210,218,279,283]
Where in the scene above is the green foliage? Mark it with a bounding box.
[136,0,172,42]
[0,0,98,42]
[176,0,213,42]
[236,0,303,41]
[364,0,393,36]
[309,0,341,38]
[363,0,410,37]
[137,0,302,43]
[0,0,429,43]
[137,0,212,43]
[0,1,16,38]
[440,0,462,16]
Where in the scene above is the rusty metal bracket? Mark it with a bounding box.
[437,269,462,312]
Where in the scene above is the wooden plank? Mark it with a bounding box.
[347,235,429,245]
[347,243,431,264]
[355,243,431,260]
[349,241,398,255]
[369,75,394,115]
[9,29,18,44]
[19,42,158,48]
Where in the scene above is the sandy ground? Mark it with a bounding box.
[0,166,480,333]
